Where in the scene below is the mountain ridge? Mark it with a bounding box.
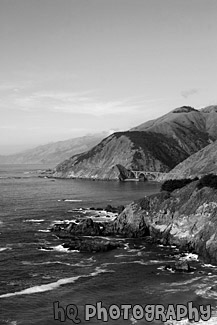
[53,105,217,180]
[0,132,107,166]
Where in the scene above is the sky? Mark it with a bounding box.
[1,0,217,154]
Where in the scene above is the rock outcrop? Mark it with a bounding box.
[51,180,217,263]
[113,181,217,264]
[62,237,121,253]
[53,106,217,180]
[51,218,122,253]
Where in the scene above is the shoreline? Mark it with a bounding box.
[50,179,217,265]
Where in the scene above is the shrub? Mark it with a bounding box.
[197,174,217,190]
[161,178,198,192]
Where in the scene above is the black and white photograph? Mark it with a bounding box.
[1,0,217,324]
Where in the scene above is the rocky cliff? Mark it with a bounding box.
[113,180,217,264]
[53,106,216,179]
[51,180,217,264]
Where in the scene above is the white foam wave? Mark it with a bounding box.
[202,264,217,268]
[39,248,53,252]
[0,247,8,252]
[0,247,11,252]
[103,259,151,267]
[164,315,217,324]
[24,219,44,223]
[180,253,199,261]
[114,253,141,258]
[51,219,79,225]
[157,244,176,248]
[38,244,78,253]
[127,248,142,253]
[52,245,79,253]
[0,267,108,299]
[63,199,83,202]
[166,277,203,287]
[195,285,217,299]
[22,260,94,267]
[38,229,50,233]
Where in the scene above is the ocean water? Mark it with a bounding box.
[0,164,217,325]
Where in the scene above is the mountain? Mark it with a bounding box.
[131,105,217,155]
[54,105,217,180]
[162,140,217,180]
[54,131,190,179]
[0,133,107,166]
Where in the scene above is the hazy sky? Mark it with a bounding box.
[1,0,217,154]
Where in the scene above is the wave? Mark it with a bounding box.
[167,277,203,287]
[38,229,50,233]
[24,219,45,223]
[0,246,12,252]
[163,315,217,324]
[179,253,199,261]
[52,244,79,253]
[103,259,155,267]
[194,275,217,299]
[158,244,177,249]
[202,264,217,268]
[38,244,79,253]
[114,253,142,258]
[195,286,217,299]
[52,219,79,224]
[22,260,94,267]
[0,267,108,299]
[0,247,9,252]
[63,199,83,202]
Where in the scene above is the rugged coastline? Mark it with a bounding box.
[51,178,217,265]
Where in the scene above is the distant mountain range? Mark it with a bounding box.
[54,105,217,179]
[0,132,108,166]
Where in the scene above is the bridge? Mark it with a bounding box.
[129,170,176,180]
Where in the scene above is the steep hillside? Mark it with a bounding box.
[54,130,195,179]
[201,105,217,139]
[163,140,217,180]
[0,133,107,166]
[131,105,217,155]
[54,106,216,180]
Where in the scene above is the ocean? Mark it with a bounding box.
[0,164,217,325]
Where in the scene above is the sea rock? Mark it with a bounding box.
[174,260,191,272]
[164,260,192,273]
[51,218,103,237]
[63,237,121,253]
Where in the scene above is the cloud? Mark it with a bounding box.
[181,88,199,98]
[0,88,168,117]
